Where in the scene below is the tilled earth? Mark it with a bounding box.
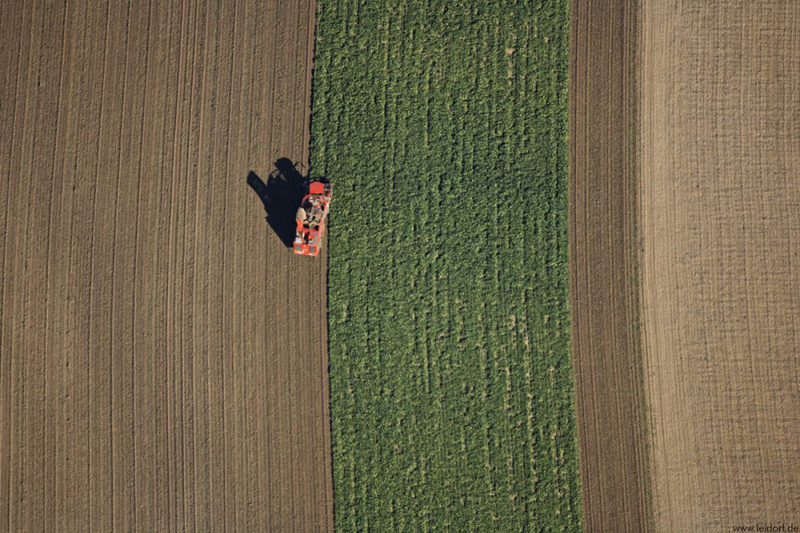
[572,1,800,531]
[0,1,333,531]
[639,1,800,530]
[569,0,650,531]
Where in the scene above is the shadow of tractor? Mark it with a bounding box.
[246,158,307,247]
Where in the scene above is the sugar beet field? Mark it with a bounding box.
[311,0,578,530]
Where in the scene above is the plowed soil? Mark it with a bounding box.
[570,1,651,531]
[639,2,800,530]
[573,1,800,531]
[0,1,333,531]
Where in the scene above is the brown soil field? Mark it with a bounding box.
[0,1,332,532]
[573,1,800,531]
[570,0,652,531]
[639,2,800,530]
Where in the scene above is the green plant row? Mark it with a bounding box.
[310,0,579,530]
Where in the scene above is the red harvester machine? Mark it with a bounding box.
[293,180,331,256]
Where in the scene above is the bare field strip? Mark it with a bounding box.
[570,0,652,531]
[640,1,800,530]
[0,1,332,531]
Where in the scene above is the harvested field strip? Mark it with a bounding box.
[569,0,652,531]
[311,0,579,529]
[639,2,800,529]
[0,0,332,531]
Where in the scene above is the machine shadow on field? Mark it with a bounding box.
[246,158,307,247]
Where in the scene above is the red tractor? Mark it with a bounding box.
[293,181,331,256]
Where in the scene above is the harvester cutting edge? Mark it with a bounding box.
[293,180,331,256]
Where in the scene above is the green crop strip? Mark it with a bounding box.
[310,0,578,530]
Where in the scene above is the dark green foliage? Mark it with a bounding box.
[311,0,579,530]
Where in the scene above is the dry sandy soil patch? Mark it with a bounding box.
[639,2,800,530]
[0,0,332,531]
